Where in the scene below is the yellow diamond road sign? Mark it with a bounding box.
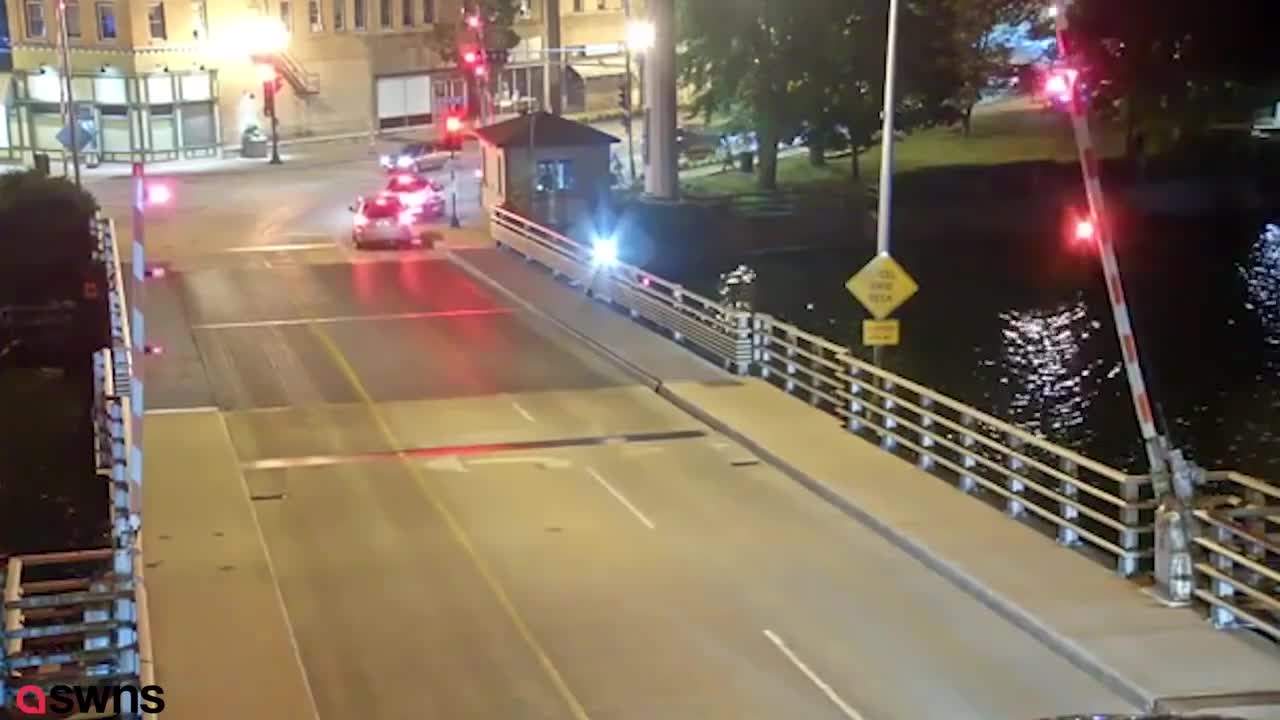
[846,254,918,320]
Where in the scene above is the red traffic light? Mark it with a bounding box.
[1075,218,1096,242]
[445,116,463,134]
[465,14,481,28]
[463,50,478,64]
[473,65,487,77]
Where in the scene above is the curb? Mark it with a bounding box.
[445,243,1233,715]
[652,383,1159,712]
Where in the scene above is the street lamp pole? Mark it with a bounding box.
[56,0,81,186]
[871,0,901,368]
[268,82,282,165]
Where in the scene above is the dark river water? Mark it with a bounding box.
[663,209,1280,479]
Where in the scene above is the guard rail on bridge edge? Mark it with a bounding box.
[1,216,154,717]
[490,205,1280,643]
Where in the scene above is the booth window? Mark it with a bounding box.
[535,159,573,192]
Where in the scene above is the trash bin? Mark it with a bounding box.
[241,128,269,159]
[33,153,51,176]
[737,151,754,173]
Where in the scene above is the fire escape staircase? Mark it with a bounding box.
[250,51,320,96]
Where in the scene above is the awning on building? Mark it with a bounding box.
[569,63,626,81]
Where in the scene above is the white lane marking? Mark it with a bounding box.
[215,414,324,720]
[145,406,220,415]
[585,466,654,529]
[276,232,333,238]
[192,307,514,330]
[222,242,334,254]
[511,401,536,423]
[763,629,865,720]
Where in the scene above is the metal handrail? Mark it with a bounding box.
[491,206,753,371]
[487,208,1274,630]
[751,313,1151,574]
[4,215,151,715]
[1192,471,1280,640]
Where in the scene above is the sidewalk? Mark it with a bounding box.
[450,244,1280,717]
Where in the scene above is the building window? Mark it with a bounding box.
[378,0,389,28]
[64,0,81,36]
[146,1,166,39]
[400,0,410,25]
[333,0,344,29]
[279,0,291,31]
[421,0,433,22]
[25,0,45,37]
[191,0,207,36]
[535,159,573,192]
[572,0,581,11]
[353,0,364,28]
[95,1,116,38]
[309,0,321,30]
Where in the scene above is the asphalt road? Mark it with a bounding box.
[136,157,1137,720]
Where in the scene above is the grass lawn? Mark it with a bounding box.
[682,97,1126,196]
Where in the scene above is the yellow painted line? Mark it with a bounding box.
[306,323,592,720]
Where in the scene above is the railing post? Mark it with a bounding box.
[671,289,684,343]
[1117,479,1141,576]
[1208,522,1239,629]
[3,558,22,657]
[1005,433,1027,518]
[879,376,897,451]
[1057,458,1082,546]
[845,356,863,433]
[958,414,978,493]
[783,328,798,393]
[755,316,770,380]
[733,312,751,376]
[917,396,935,471]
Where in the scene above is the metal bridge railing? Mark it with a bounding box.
[750,315,1155,575]
[2,215,152,716]
[1194,470,1280,641]
[487,208,1280,634]
[492,206,753,372]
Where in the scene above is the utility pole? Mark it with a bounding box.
[56,0,81,186]
[643,0,676,199]
[543,0,562,114]
[622,0,636,184]
[871,0,900,369]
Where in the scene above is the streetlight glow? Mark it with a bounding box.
[243,17,291,54]
[626,20,655,52]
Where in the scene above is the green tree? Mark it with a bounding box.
[1069,0,1279,153]
[679,0,826,190]
[427,0,522,112]
[0,170,97,271]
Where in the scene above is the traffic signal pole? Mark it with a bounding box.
[622,0,637,184]
[1052,1,1197,603]
[266,78,282,165]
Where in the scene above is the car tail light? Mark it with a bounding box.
[354,214,369,227]
[399,211,415,225]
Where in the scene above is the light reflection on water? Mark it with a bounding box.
[1241,222,1280,365]
[983,298,1113,449]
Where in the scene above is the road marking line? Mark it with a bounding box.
[308,323,592,720]
[222,242,335,254]
[585,466,655,529]
[511,401,536,423]
[145,405,220,415]
[763,629,865,720]
[193,307,513,330]
[214,413,324,720]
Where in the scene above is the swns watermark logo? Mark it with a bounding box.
[5,683,165,716]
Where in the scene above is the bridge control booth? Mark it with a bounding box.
[474,111,618,229]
